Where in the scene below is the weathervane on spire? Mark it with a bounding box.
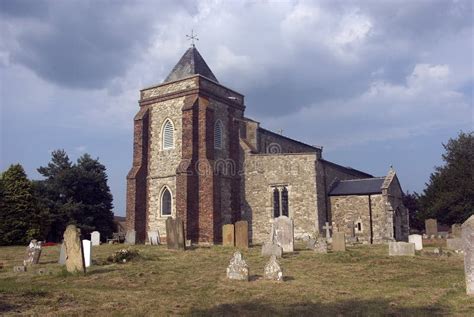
[186,29,199,47]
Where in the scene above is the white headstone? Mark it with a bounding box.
[58,243,66,265]
[226,251,249,281]
[388,242,415,256]
[271,216,294,253]
[91,231,100,246]
[82,240,92,268]
[408,234,423,250]
[147,230,160,245]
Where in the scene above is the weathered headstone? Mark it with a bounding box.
[91,231,100,246]
[452,224,462,238]
[226,251,249,281]
[408,234,423,251]
[235,221,249,250]
[166,217,185,250]
[58,243,66,265]
[306,238,316,250]
[271,216,294,253]
[148,230,160,245]
[82,240,92,268]
[388,242,415,256]
[332,232,346,252]
[24,240,42,266]
[462,215,474,295]
[222,224,235,247]
[447,238,463,251]
[264,255,283,281]
[425,218,438,236]
[261,242,283,258]
[125,230,136,245]
[63,224,85,273]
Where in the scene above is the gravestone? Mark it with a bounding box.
[261,242,283,258]
[322,222,332,243]
[63,224,86,274]
[13,265,27,272]
[271,216,294,253]
[226,251,249,281]
[408,234,423,251]
[58,243,66,265]
[306,238,316,250]
[314,238,328,254]
[447,238,462,251]
[462,215,474,295]
[222,224,235,247]
[452,224,462,238]
[235,221,249,250]
[425,218,438,236]
[166,217,185,250]
[388,242,415,256]
[24,240,42,266]
[91,231,100,246]
[264,255,283,281]
[332,232,346,252]
[82,240,92,268]
[125,230,136,245]
[148,230,160,245]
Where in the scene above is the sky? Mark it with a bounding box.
[1,0,473,216]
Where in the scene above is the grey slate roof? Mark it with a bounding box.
[164,46,218,83]
[329,177,386,196]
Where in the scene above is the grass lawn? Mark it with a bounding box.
[0,241,473,316]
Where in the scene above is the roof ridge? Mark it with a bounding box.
[338,177,385,183]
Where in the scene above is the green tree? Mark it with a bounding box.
[419,131,474,225]
[37,150,115,241]
[0,164,40,245]
[402,191,423,231]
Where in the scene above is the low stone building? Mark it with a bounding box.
[126,46,409,244]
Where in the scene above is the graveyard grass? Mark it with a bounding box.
[1,241,473,316]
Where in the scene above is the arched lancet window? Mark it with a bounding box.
[161,187,172,216]
[281,187,288,217]
[214,120,223,149]
[273,188,280,218]
[162,119,174,150]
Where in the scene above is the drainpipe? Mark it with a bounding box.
[368,195,373,244]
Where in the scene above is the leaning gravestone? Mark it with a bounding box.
[226,251,249,281]
[24,240,42,266]
[462,215,474,295]
[408,234,423,251]
[264,255,283,281]
[425,218,438,236]
[58,243,66,265]
[271,216,294,253]
[125,230,136,245]
[91,231,100,246]
[235,221,249,250]
[452,224,462,238]
[148,230,160,245]
[261,242,283,258]
[82,240,92,268]
[389,242,415,256]
[63,225,86,274]
[223,224,235,247]
[332,232,346,252]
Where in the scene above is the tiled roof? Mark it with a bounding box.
[164,46,218,83]
[329,177,386,196]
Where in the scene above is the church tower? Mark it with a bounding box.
[126,46,245,243]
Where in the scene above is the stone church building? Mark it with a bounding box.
[126,46,409,245]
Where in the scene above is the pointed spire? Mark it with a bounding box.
[164,47,218,83]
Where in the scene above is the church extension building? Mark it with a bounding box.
[126,46,409,245]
